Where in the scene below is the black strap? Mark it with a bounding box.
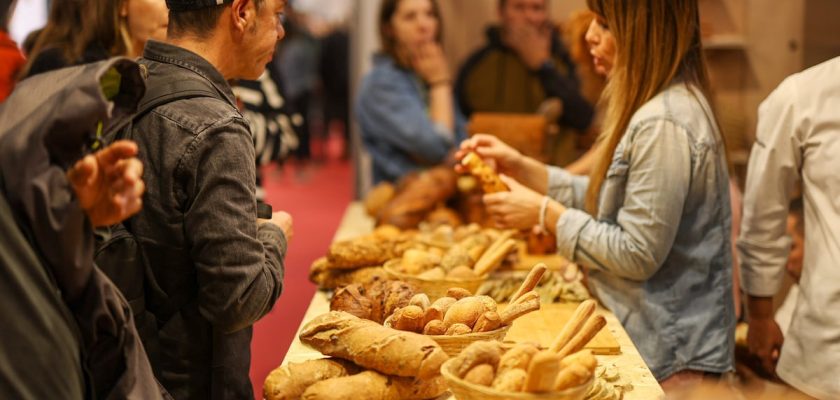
[115,77,221,141]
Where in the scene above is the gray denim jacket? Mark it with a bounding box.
[122,41,287,400]
[548,83,734,380]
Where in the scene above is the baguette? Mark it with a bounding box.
[263,358,359,400]
[301,370,447,400]
[299,311,448,379]
[548,299,596,353]
[556,314,607,359]
[510,263,547,303]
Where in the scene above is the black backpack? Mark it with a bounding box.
[94,73,219,370]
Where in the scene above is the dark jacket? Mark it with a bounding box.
[455,26,594,131]
[0,58,167,399]
[24,43,111,79]
[121,40,287,400]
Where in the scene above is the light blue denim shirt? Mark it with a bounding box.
[547,83,735,380]
[355,54,466,183]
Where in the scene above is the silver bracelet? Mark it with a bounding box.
[539,196,550,232]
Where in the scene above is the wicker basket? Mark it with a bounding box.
[383,260,485,300]
[441,358,594,400]
[429,326,510,357]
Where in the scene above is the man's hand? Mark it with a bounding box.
[746,295,784,378]
[504,23,552,70]
[259,210,294,242]
[67,140,145,227]
[411,42,451,86]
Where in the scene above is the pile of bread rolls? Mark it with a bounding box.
[391,227,518,280]
[447,299,607,394]
[386,265,547,336]
[265,311,450,400]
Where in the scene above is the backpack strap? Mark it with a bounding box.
[115,75,222,141]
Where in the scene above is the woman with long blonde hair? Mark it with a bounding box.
[458,0,734,389]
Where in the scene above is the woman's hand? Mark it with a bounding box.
[483,175,545,230]
[455,134,523,176]
[411,42,450,86]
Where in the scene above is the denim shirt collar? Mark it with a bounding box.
[142,40,237,108]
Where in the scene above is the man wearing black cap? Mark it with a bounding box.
[112,0,292,399]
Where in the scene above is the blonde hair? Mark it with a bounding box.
[584,0,723,214]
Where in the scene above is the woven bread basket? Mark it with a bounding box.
[383,259,485,300]
[441,358,593,400]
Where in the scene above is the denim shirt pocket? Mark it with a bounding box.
[598,158,630,221]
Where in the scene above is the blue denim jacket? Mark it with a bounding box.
[355,54,466,183]
[548,83,735,380]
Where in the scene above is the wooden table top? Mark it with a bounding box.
[280,203,664,400]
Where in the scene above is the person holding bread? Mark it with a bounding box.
[355,0,466,184]
[457,0,735,391]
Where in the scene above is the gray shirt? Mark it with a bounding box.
[548,83,735,380]
[737,56,840,400]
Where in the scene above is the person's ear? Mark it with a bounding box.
[230,0,256,34]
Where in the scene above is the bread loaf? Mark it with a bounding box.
[300,311,448,379]
[463,364,495,386]
[301,370,447,400]
[263,358,359,400]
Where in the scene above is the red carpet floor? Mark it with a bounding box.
[248,145,353,398]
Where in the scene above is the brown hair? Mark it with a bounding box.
[23,0,130,76]
[584,0,725,213]
[378,0,443,64]
[169,0,265,39]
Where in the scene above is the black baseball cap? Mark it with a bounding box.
[166,0,233,11]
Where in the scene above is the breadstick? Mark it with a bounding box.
[473,238,516,276]
[556,314,607,359]
[483,230,515,259]
[548,299,596,353]
[509,290,539,308]
[524,350,562,393]
[510,263,547,303]
[499,294,540,325]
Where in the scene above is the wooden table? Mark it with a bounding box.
[281,203,664,400]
